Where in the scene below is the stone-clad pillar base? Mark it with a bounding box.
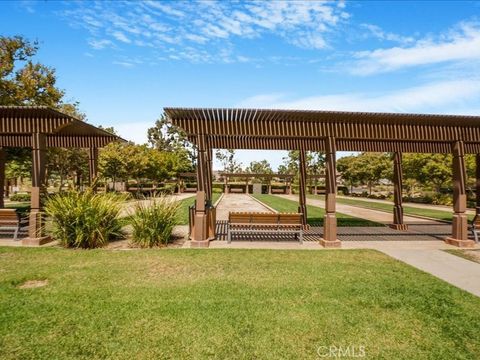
[319,239,342,248]
[445,237,476,248]
[445,213,474,247]
[388,223,409,231]
[23,210,52,246]
[190,239,210,248]
[22,236,51,246]
[320,213,340,248]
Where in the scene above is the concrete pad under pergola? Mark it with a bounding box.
[0,106,124,245]
[165,107,480,248]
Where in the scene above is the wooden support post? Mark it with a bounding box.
[0,148,5,208]
[298,149,308,226]
[445,141,474,247]
[320,137,341,248]
[476,154,480,215]
[191,135,210,247]
[88,147,98,190]
[24,133,51,246]
[245,177,249,194]
[389,152,408,230]
[205,147,213,203]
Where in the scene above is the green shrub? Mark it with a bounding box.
[44,189,127,248]
[130,196,180,247]
[10,193,31,202]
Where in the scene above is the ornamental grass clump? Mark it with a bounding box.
[130,195,180,247]
[44,190,127,248]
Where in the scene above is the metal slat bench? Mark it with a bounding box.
[470,213,480,243]
[0,209,28,241]
[227,212,303,243]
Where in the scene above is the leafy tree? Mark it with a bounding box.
[147,114,195,168]
[99,142,128,187]
[245,160,273,174]
[403,153,452,193]
[245,160,273,183]
[349,153,392,195]
[215,149,242,172]
[99,142,193,191]
[337,155,360,193]
[0,36,63,106]
[281,150,300,175]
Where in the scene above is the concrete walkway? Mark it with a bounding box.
[377,246,480,297]
[277,194,440,225]
[336,194,476,215]
[215,194,273,220]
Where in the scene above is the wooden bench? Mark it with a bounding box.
[0,209,28,241]
[470,213,480,243]
[227,212,303,243]
[229,188,244,193]
[271,188,285,194]
[183,187,197,193]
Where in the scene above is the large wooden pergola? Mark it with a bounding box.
[165,107,480,248]
[0,106,123,245]
[219,172,293,194]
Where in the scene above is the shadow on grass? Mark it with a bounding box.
[307,217,384,227]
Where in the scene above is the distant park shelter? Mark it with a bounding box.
[0,106,123,245]
[165,107,480,248]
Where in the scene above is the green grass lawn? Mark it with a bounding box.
[307,195,474,223]
[253,194,382,227]
[1,248,479,359]
[177,193,221,225]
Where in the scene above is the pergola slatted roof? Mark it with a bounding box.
[165,107,480,153]
[0,106,122,148]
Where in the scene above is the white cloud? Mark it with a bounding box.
[238,79,480,115]
[351,21,480,75]
[360,23,415,45]
[61,0,349,64]
[88,38,113,50]
[111,31,131,44]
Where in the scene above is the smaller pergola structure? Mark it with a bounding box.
[219,172,293,194]
[166,107,480,249]
[0,106,123,245]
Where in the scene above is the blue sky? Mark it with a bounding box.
[1,0,480,170]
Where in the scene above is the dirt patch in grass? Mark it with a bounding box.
[106,225,188,250]
[17,279,48,289]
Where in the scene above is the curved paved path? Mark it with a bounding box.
[276,194,441,225]
[336,195,476,215]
